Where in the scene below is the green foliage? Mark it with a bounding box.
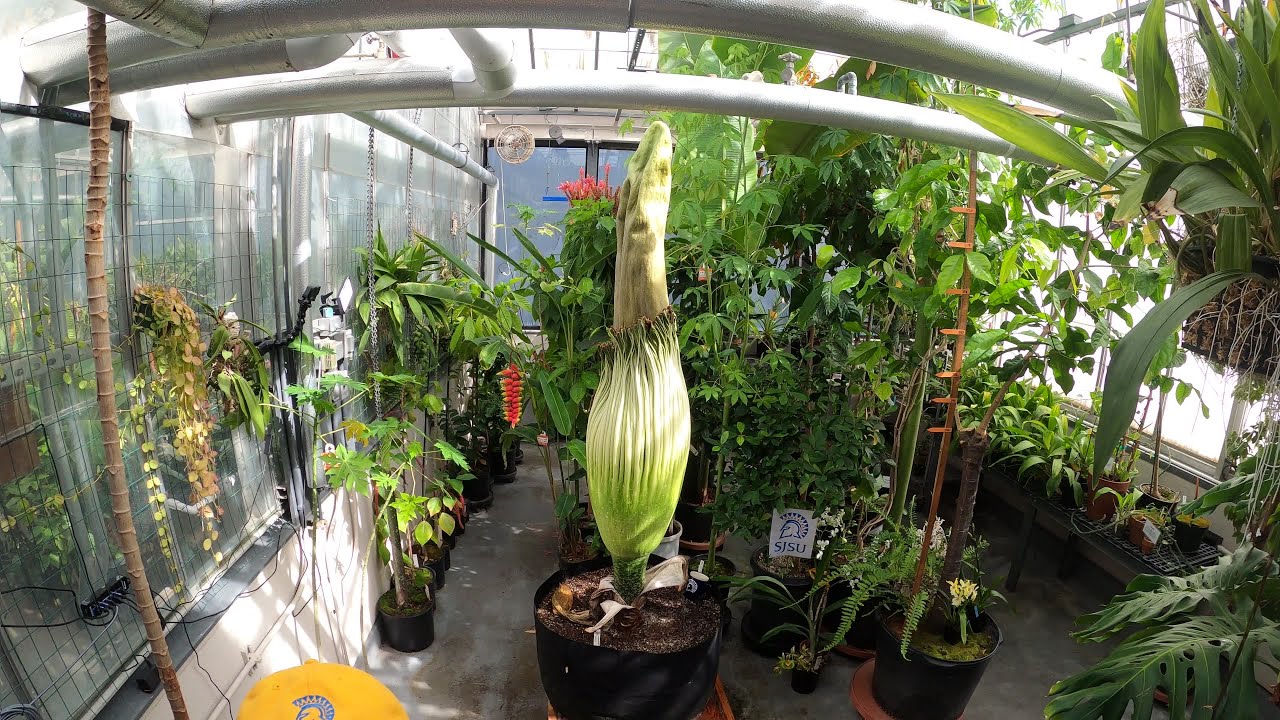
[712,341,886,540]
[200,298,271,438]
[1046,545,1280,720]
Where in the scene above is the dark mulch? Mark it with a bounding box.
[537,567,720,654]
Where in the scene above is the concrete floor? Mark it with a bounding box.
[364,452,1255,719]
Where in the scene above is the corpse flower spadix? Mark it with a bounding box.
[585,121,690,604]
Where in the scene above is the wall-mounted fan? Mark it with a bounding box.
[494,124,535,164]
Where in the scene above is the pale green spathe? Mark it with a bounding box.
[585,121,690,603]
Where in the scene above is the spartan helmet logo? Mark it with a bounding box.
[292,695,336,720]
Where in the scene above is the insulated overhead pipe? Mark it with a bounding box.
[32,0,1121,118]
[448,29,518,96]
[186,65,1039,164]
[79,0,212,47]
[47,34,359,105]
[349,110,498,186]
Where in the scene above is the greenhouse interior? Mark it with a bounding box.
[3,0,1280,718]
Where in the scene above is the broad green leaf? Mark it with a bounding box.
[1169,164,1263,215]
[418,234,484,285]
[539,374,573,437]
[1105,126,1272,207]
[831,267,862,295]
[935,93,1109,181]
[966,253,995,285]
[815,245,834,270]
[1094,271,1252,476]
[1215,211,1252,272]
[1133,0,1185,139]
[935,254,965,292]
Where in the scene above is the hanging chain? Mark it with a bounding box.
[365,125,382,415]
[406,109,422,237]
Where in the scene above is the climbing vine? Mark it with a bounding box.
[131,285,222,563]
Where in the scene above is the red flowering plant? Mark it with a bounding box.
[559,165,620,205]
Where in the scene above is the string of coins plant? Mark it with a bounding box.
[132,285,223,563]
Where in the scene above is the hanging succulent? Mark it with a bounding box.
[498,362,523,427]
[133,285,222,561]
[585,122,691,603]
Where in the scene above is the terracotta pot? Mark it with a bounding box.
[1086,477,1130,521]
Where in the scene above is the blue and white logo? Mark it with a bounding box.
[769,509,815,559]
[293,695,336,720]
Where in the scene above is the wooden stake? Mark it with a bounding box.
[911,149,979,595]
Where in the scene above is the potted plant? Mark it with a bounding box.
[318,374,465,653]
[656,519,683,559]
[554,491,601,574]
[1126,508,1168,554]
[532,123,721,720]
[1086,436,1140,522]
[1107,488,1143,536]
[1172,512,1211,554]
[733,512,865,695]
[867,533,1005,720]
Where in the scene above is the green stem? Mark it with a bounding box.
[612,555,648,604]
[890,318,935,525]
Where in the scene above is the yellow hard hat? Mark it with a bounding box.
[237,660,408,720]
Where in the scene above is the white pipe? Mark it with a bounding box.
[33,0,1121,117]
[290,116,315,288]
[448,29,517,96]
[46,34,357,105]
[349,110,498,186]
[81,0,212,47]
[186,65,1039,163]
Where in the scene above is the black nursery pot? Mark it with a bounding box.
[791,669,820,695]
[425,548,449,590]
[534,556,722,720]
[741,546,811,657]
[377,592,435,653]
[462,472,494,511]
[488,448,518,484]
[1174,517,1210,553]
[871,612,1002,720]
[513,445,525,465]
[675,500,720,547]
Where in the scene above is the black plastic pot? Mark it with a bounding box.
[871,612,1002,720]
[1138,484,1178,514]
[689,553,737,638]
[791,669,820,694]
[675,499,716,543]
[463,473,494,511]
[1173,516,1210,553]
[488,449,518,484]
[534,556,722,720]
[825,581,880,652]
[513,446,525,465]
[378,593,435,653]
[557,546,602,575]
[742,546,811,657]
[425,548,449,590]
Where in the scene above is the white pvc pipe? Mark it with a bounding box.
[448,29,517,96]
[349,110,498,186]
[29,0,1122,117]
[186,65,1039,163]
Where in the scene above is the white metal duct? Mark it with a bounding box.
[348,110,497,186]
[185,64,1039,164]
[28,0,1122,118]
[81,0,213,47]
[47,34,358,105]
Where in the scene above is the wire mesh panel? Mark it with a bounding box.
[0,112,280,720]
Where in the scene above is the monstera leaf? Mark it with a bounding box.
[1046,546,1280,720]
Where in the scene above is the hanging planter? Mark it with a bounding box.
[1180,263,1280,376]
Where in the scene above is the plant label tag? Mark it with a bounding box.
[1143,519,1161,543]
[593,631,602,647]
[769,509,815,559]
[537,432,549,447]
[698,266,710,282]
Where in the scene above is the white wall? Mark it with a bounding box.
[138,491,384,720]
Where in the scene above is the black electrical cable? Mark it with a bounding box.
[152,524,295,625]
[178,610,233,720]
